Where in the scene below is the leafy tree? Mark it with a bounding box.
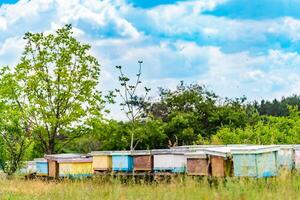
[114,61,150,150]
[0,24,104,154]
[254,95,300,116]
[144,82,254,146]
[0,67,32,174]
[212,106,300,144]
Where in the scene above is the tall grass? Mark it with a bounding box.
[0,173,300,200]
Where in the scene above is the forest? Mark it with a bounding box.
[1,25,300,175]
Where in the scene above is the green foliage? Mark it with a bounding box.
[254,95,300,116]
[0,67,32,175]
[212,106,300,144]
[145,82,253,146]
[1,24,104,154]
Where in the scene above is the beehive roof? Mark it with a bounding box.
[204,147,232,157]
[90,151,113,156]
[56,157,93,163]
[33,158,47,163]
[185,150,207,158]
[231,145,279,154]
[45,153,85,160]
[110,151,132,155]
[131,150,152,155]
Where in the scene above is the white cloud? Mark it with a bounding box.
[0,36,24,66]
[268,17,300,42]
[0,16,7,30]
[1,0,300,120]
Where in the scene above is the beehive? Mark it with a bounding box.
[91,151,112,172]
[20,161,37,174]
[45,154,83,178]
[34,158,48,176]
[205,147,233,177]
[57,157,93,178]
[185,151,209,176]
[277,145,294,170]
[294,146,300,169]
[153,149,186,173]
[111,151,133,172]
[231,146,279,178]
[132,150,153,172]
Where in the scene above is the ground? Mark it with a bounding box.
[0,173,300,200]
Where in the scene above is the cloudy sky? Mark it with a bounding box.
[1,0,300,118]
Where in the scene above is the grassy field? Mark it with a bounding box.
[0,173,300,200]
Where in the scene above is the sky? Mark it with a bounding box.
[1,0,300,119]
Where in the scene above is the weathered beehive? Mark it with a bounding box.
[231,146,279,178]
[205,147,233,177]
[277,145,294,170]
[185,151,209,176]
[35,158,48,176]
[153,149,186,173]
[20,161,37,174]
[57,157,93,178]
[132,150,153,172]
[294,146,300,170]
[111,151,133,172]
[91,151,112,172]
[45,154,84,178]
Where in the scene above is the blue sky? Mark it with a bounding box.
[1,0,300,118]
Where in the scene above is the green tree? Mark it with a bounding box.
[145,82,252,146]
[0,67,32,174]
[1,24,104,154]
[212,106,300,144]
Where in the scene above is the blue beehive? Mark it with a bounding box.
[231,146,279,178]
[34,158,48,176]
[111,151,133,172]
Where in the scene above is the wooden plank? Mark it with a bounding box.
[134,155,153,171]
[187,158,209,176]
[92,155,112,171]
[232,154,257,177]
[48,160,59,178]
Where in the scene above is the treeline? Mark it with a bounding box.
[1,25,300,174]
[66,84,300,154]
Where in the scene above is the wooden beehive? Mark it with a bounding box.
[91,151,112,172]
[34,158,48,176]
[45,154,90,178]
[153,149,186,173]
[294,146,300,170]
[277,145,294,170]
[231,146,279,178]
[57,158,93,178]
[185,151,209,176]
[132,150,153,172]
[111,151,133,172]
[20,161,37,175]
[205,147,233,177]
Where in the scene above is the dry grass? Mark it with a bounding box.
[0,173,300,200]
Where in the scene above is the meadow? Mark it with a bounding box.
[0,173,300,200]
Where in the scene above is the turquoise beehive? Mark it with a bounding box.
[34,158,48,176]
[111,151,133,172]
[231,146,279,178]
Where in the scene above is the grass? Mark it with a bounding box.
[0,173,300,200]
